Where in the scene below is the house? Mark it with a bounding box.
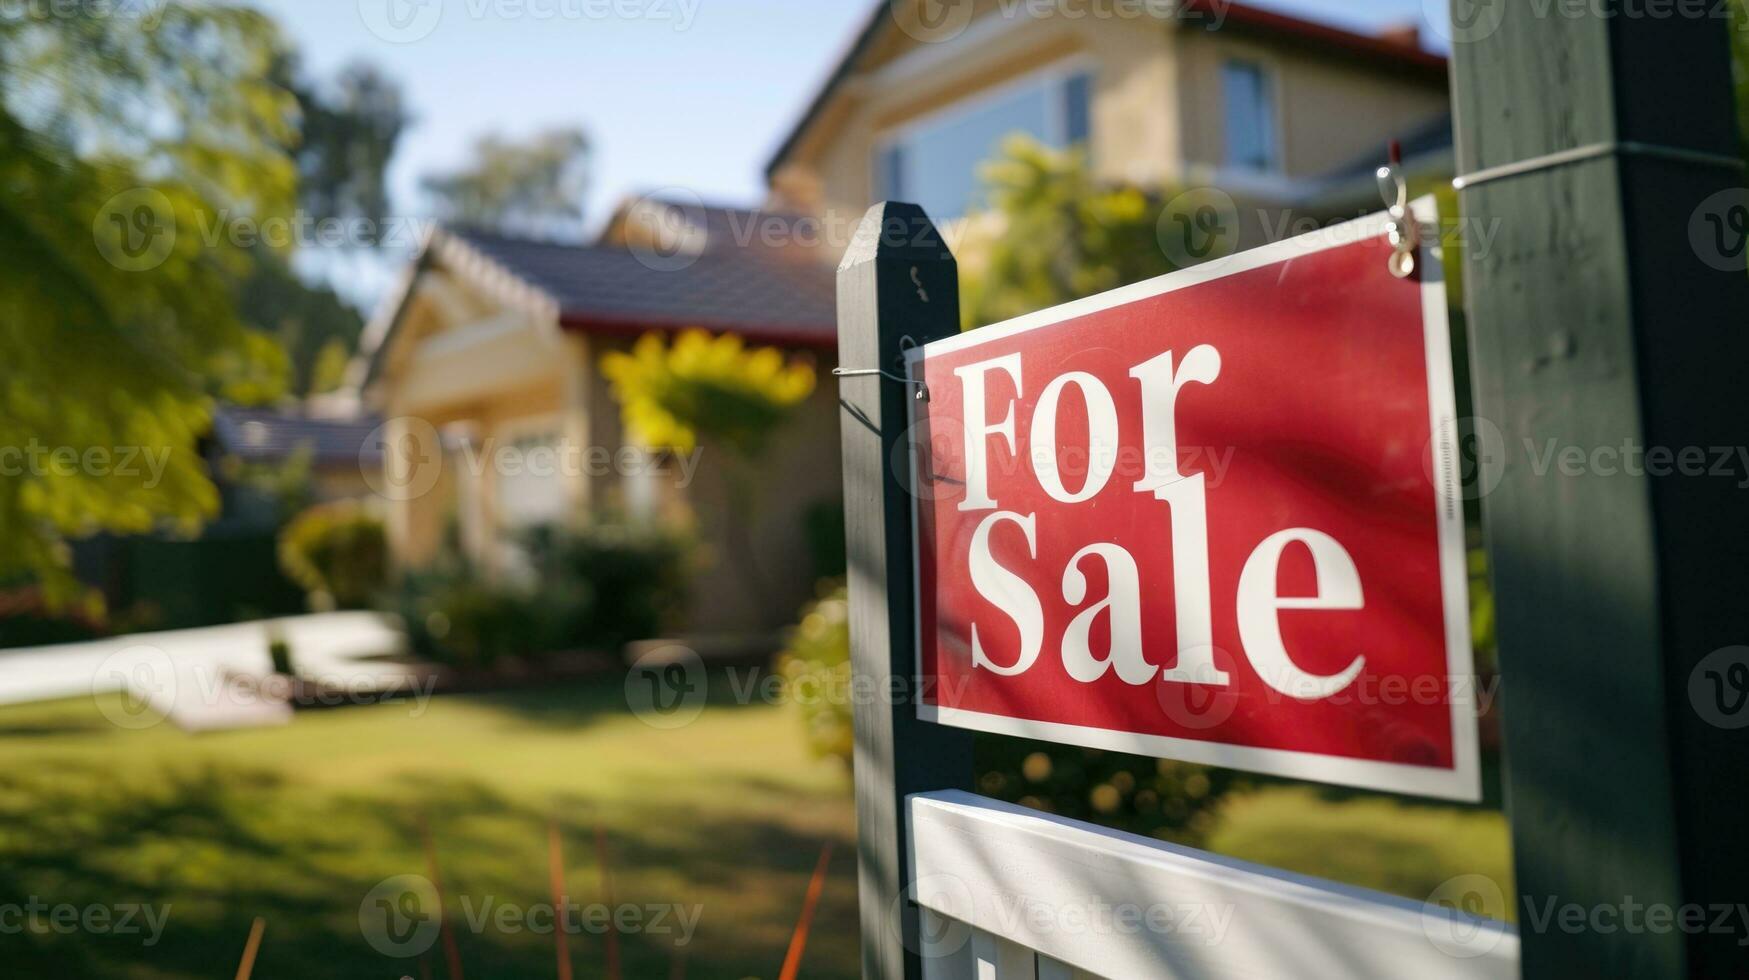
[357,207,842,636]
[361,0,1454,642]
[763,0,1452,251]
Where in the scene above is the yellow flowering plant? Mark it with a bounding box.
[600,329,816,455]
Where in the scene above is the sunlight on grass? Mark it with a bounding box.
[0,679,857,980]
[1207,786,1515,921]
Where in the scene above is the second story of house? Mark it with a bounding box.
[763,0,1451,252]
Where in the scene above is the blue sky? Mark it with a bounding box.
[256,0,1448,226]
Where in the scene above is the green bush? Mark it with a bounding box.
[392,567,551,669]
[389,517,695,668]
[773,581,1239,843]
[973,742,1242,848]
[0,587,105,649]
[277,502,388,610]
[522,520,695,651]
[775,583,852,764]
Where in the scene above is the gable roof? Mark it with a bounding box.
[449,226,837,344]
[361,209,837,389]
[765,0,1447,179]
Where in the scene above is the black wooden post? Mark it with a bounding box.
[1450,5,1749,977]
[837,202,976,980]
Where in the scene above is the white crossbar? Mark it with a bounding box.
[907,791,1519,979]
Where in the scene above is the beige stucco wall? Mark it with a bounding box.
[1174,29,1448,181]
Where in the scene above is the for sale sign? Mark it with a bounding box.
[908,200,1479,801]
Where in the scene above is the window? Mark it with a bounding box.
[1222,59,1278,172]
[874,68,1094,221]
[496,429,568,529]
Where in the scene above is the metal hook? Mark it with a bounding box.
[833,366,930,402]
[1376,153,1421,280]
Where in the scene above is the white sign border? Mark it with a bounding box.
[903,196,1482,803]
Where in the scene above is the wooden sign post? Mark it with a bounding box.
[837,202,975,980]
[1450,5,1749,977]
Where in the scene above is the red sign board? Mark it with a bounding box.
[908,203,1479,801]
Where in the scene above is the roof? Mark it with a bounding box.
[447,224,838,345]
[765,0,1447,178]
[1313,112,1454,187]
[360,207,839,389]
[212,407,384,465]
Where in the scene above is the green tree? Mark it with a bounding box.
[0,3,297,601]
[234,57,405,398]
[600,330,816,603]
[284,59,407,242]
[422,126,592,238]
[961,135,1185,329]
[235,248,366,396]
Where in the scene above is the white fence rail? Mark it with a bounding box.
[907,791,1519,980]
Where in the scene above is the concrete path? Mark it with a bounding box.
[0,612,417,730]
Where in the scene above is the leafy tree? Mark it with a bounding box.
[422,126,592,239]
[234,247,366,396]
[283,59,407,242]
[961,135,1184,329]
[231,57,406,397]
[600,330,816,602]
[0,3,297,601]
[601,330,816,456]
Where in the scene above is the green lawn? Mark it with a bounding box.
[1209,786,1515,921]
[0,674,1514,979]
[0,677,859,979]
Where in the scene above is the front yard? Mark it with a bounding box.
[0,678,858,979]
[0,659,1514,978]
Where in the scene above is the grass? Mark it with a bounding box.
[0,675,859,980]
[0,672,1515,979]
[1208,786,1515,921]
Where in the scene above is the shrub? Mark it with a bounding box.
[0,586,105,649]
[973,742,1242,848]
[392,567,550,669]
[775,583,852,764]
[388,517,696,668]
[522,520,697,652]
[774,581,1241,843]
[277,502,388,610]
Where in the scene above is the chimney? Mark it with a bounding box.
[1377,22,1420,50]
